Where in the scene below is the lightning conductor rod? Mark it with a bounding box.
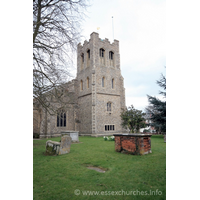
[112,16,114,41]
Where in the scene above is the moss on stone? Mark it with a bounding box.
[46,144,57,155]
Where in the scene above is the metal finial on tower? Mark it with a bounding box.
[112,16,114,41]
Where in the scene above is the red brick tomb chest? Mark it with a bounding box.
[113,134,152,155]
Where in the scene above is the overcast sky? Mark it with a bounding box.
[77,0,166,111]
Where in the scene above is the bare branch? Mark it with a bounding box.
[33,0,89,112]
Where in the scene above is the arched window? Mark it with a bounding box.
[109,51,114,60]
[87,49,90,67]
[107,102,112,111]
[87,77,89,88]
[81,53,84,69]
[99,48,105,57]
[57,110,66,127]
[80,80,83,91]
[112,78,114,89]
[99,48,105,65]
[102,77,105,87]
[109,51,114,67]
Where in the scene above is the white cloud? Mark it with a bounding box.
[126,96,149,111]
[125,85,148,97]
[126,94,165,112]
[80,0,166,110]
[119,0,166,72]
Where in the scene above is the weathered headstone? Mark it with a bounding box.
[61,131,79,142]
[45,135,72,155]
[58,135,72,155]
[46,140,61,155]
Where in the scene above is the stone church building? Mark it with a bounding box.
[33,32,127,138]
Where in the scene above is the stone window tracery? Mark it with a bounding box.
[57,110,66,127]
[105,125,115,131]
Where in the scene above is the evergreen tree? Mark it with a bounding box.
[146,73,166,133]
[121,105,146,133]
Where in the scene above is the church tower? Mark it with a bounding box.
[77,32,126,136]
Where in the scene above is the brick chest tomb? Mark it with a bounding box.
[113,134,152,155]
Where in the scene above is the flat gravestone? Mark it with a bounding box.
[87,166,106,173]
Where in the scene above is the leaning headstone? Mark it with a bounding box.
[58,135,72,155]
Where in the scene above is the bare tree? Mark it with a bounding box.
[33,0,89,114]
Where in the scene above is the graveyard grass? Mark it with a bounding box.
[33,135,166,200]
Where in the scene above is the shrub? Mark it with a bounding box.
[103,136,115,141]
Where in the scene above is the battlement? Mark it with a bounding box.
[78,32,119,49]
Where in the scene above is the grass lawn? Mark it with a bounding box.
[33,135,166,200]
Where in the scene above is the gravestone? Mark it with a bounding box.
[45,135,72,155]
[61,131,79,142]
[59,135,72,155]
[45,140,61,155]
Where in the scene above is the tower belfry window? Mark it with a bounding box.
[87,49,90,67]
[109,51,114,67]
[99,48,105,57]
[81,53,84,62]
[109,51,114,60]
[87,49,90,59]
[99,48,105,65]
[81,53,84,69]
